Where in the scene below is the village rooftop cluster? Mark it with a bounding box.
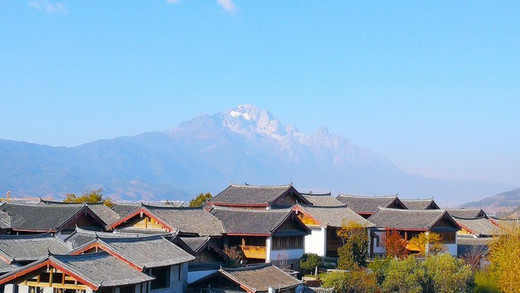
[0,184,510,293]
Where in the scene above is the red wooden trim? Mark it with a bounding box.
[69,242,99,255]
[489,218,505,230]
[292,205,324,227]
[50,260,99,290]
[108,207,172,231]
[456,222,474,235]
[0,260,49,285]
[0,252,12,264]
[358,212,373,216]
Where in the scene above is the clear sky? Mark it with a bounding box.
[1,1,519,187]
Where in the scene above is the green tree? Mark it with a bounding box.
[64,188,114,207]
[368,257,391,286]
[319,270,377,293]
[189,192,212,207]
[474,270,500,293]
[299,253,322,276]
[337,221,369,270]
[382,255,425,293]
[422,253,474,293]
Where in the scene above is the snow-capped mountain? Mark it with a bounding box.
[0,105,513,205]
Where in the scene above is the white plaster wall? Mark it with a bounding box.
[4,284,15,293]
[270,248,305,263]
[265,237,272,263]
[304,227,326,257]
[17,285,28,293]
[43,287,53,293]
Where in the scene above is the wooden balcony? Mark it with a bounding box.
[241,245,266,259]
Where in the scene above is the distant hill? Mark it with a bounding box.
[0,105,513,205]
[460,187,520,215]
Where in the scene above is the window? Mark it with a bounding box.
[150,266,171,289]
[272,236,304,249]
[437,231,456,244]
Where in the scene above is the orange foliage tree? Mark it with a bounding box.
[381,228,409,259]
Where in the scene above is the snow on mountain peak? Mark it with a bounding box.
[222,105,289,138]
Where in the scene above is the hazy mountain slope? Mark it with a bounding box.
[0,105,513,205]
[461,187,520,214]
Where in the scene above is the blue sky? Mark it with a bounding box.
[1,1,519,186]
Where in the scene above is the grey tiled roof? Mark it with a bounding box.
[110,203,142,218]
[457,237,494,246]
[38,200,121,227]
[64,227,171,249]
[368,208,459,231]
[94,235,195,268]
[0,203,103,232]
[0,210,10,230]
[453,217,505,237]
[0,234,69,263]
[210,207,306,235]
[179,236,210,253]
[211,184,309,206]
[55,253,154,287]
[295,205,374,228]
[301,193,344,207]
[5,252,153,288]
[447,209,488,219]
[144,206,225,236]
[336,195,405,214]
[0,259,18,274]
[86,204,121,226]
[220,264,301,292]
[401,199,440,210]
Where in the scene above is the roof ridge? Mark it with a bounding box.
[229,183,292,188]
[0,233,55,239]
[301,192,333,196]
[401,198,434,201]
[377,207,445,212]
[223,263,272,271]
[300,204,349,209]
[211,206,292,213]
[337,194,398,198]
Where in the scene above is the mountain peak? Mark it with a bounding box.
[222,105,287,138]
[228,104,263,121]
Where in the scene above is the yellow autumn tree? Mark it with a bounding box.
[407,232,445,256]
[64,188,114,207]
[336,220,369,269]
[488,227,520,293]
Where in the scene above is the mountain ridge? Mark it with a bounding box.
[0,105,513,206]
